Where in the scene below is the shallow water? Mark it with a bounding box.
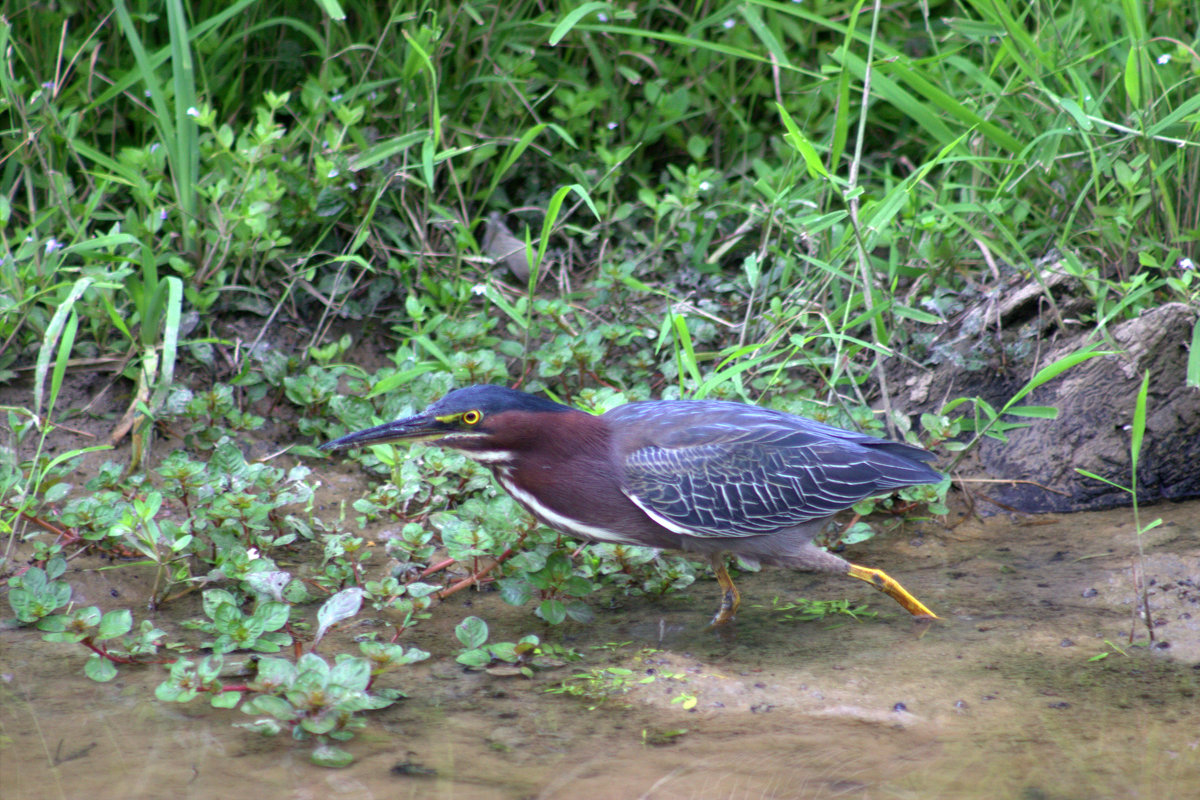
[3,500,1199,799]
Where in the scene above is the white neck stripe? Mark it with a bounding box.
[624,493,696,535]
[498,477,641,545]
[463,450,515,464]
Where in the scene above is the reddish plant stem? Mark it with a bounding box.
[80,638,172,665]
[417,558,456,579]
[434,548,515,600]
[0,505,72,539]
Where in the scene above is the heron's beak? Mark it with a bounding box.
[320,412,444,451]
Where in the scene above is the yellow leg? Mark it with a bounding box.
[709,554,741,626]
[847,563,938,619]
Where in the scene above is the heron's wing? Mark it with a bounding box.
[609,402,939,538]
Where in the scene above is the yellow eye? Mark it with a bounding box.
[462,410,482,425]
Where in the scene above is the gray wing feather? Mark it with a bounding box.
[611,401,941,538]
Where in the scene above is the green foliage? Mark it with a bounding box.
[7,558,71,623]
[453,615,541,673]
[498,551,597,625]
[188,588,293,655]
[577,544,698,598]
[1077,370,1162,644]
[150,588,429,766]
[544,646,687,710]
[5,0,1193,389]
[943,346,1115,471]
[154,637,428,767]
[544,666,653,709]
[754,596,879,623]
[54,433,314,606]
[235,652,394,737]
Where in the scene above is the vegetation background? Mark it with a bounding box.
[2,0,1198,766]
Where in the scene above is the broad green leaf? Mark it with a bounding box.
[455,649,492,667]
[538,599,566,625]
[455,616,489,650]
[97,609,134,640]
[211,691,241,709]
[329,658,371,693]
[85,655,118,682]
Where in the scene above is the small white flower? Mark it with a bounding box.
[45,238,62,254]
[327,168,339,178]
[471,283,487,296]
[699,181,711,191]
[1180,257,1195,271]
[723,18,735,28]
[186,106,199,117]
[607,121,618,130]
[1157,53,1171,65]
[160,209,169,220]
[247,547,260,560]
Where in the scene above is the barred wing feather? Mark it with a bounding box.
[612,404,940,539]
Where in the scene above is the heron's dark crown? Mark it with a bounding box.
[429,385,573,417]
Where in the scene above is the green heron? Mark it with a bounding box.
[322,385,941,625]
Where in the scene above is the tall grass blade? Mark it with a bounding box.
[1188,318,1200,389]
[34,278,92,421]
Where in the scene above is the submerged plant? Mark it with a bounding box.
[1077,371,1160,645]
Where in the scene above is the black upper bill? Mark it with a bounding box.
[319,414,441,451]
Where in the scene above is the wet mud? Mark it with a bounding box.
[4,500,1200,799]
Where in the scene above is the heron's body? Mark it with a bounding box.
[322,385,942,623]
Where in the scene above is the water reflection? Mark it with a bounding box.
[3,501,1199,799]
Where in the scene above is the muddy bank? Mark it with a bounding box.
[3,500,1199,799]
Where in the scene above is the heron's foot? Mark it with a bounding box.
[708,554,741,627]
[847,563,939,619]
